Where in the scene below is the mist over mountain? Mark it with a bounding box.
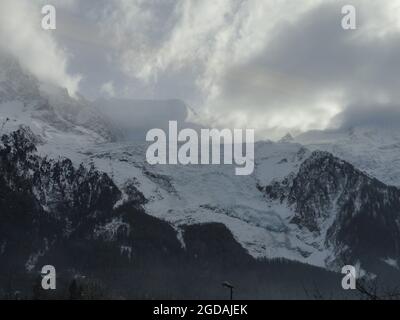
[92,98,201,142]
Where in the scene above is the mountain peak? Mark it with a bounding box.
[0,52,41,104]
[279,133,294,143]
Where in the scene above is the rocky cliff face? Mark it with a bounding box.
[262,151,400,268]
[0,127,122,272]
[0,126,180,295]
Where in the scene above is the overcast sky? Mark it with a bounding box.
[1,0,400,139]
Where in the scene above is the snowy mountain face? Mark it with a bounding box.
[81,136,400,274]
[0,124,346,299]
[1,54,400,297]
[296,126,400,187]
[0,52,115,153]
[261,151,400,269]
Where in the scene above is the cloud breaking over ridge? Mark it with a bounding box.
[0,0,81,95]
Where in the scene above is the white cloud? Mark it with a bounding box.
[98,0,321,90]
[100,81,115,98]
[0,0,81,95]
[93,0,336,138]
[94,0,400,139]
[5,0,397,139]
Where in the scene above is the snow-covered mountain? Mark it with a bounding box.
[82,137,400,273]
[0,125,344,299]
[261,150,400,270]
[1,53,400,298]
[0,52,115,154]
[296,125,400,187]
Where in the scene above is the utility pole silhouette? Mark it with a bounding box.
[222,281,234,300]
